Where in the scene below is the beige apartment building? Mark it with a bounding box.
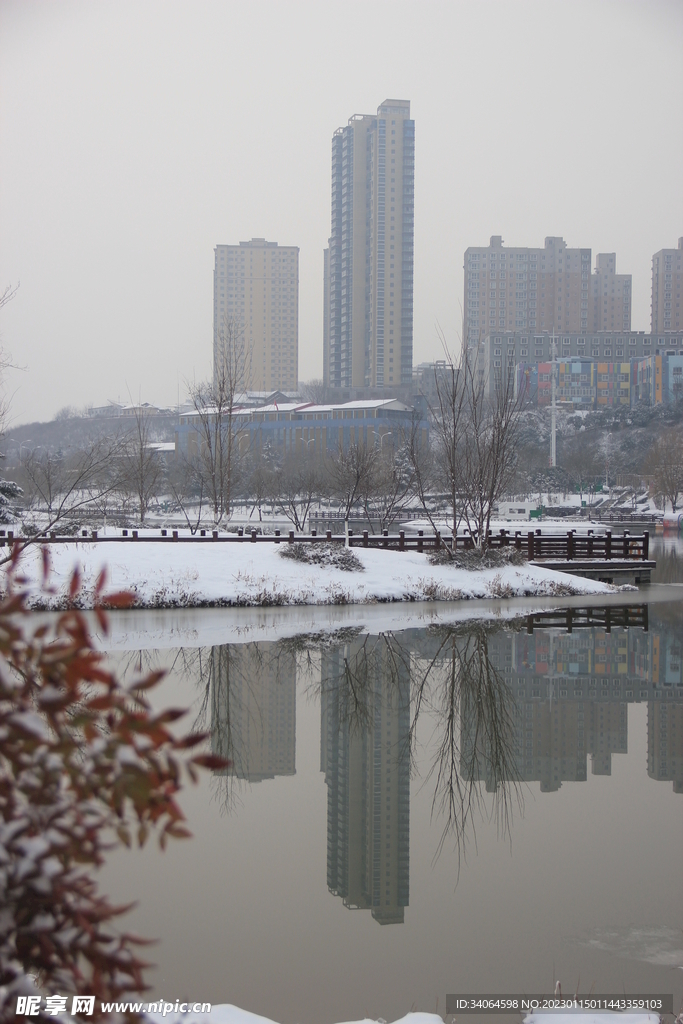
[651,238,683,333]
[214,238,299,392]
[464,236,631,348]
[324,99,415,389]
[210,643,296,784]
[590,253,632,333]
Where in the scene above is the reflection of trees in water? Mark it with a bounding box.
[651,541,683,585]
[417,625,522,864]
[128,624,522,861]
[313,625,522,867]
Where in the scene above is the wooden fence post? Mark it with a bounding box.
[363,530,368,548]
[527,531,534,560]
[643,530,649,560]
[567,530,574,560]
[605,530,612,560]
[399,530,405,550]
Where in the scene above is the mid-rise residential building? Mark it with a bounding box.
[324,99,415,390]
[214,239,299,392]
[590,253,632,333]
[475,329,683,399]
[651,238,683,333]
[464,236,631,349]
[461,619,681,793]
[210,643,296,783]
[648,701,683,794]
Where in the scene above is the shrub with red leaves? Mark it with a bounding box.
[0,548,226,1018]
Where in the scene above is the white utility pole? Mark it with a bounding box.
[550,330,557,467]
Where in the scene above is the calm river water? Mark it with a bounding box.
[94,540,683,1024]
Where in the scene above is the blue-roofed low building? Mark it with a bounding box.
[175,397,428,461]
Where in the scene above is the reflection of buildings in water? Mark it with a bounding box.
[464,622,682,793]
[648,702,683,793]
[210,644,296,783]
[321,641,410,925]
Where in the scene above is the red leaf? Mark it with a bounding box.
[41,545,51,584]
[192,754,231,770]
[101,591,136,608]
[68,567,81,599]
[130,671,166,693]
[94,567,108,595]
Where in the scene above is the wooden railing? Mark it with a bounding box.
[525,605,649,633]
[525,529,649,562]
[0,526,650,562]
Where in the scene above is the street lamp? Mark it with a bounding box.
[379,430,392,452]
[8,438,33,460]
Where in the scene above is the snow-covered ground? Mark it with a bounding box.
[143,1005,662,1024]
[8,535,616,610]
[403,517,657,537]
[146,1009,442,1024]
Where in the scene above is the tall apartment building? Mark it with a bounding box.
[323,99,415,390]
[651,238,683,333]
[321,639,410,924]
[214,239,299,392]
[464,236,631,348]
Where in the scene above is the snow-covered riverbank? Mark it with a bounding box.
[10,538,616,610]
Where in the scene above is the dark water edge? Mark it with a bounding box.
[84,582,683,1024]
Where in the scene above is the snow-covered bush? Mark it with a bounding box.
[279,541,363,572]
[0,550,226,1018]
[0,477,21,525]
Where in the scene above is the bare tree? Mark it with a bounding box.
[458,356,524,547]
[409,346,523,549]
[299,378,329,405]
[168,453,207,534]
[121,403,164,524]
[243,440,278,522]
[0,282,20,442]
[361,441,415,534]
[326,442,378,544]
[653,429,683,513]
[410,356,469,541]
[271,452,321,532]
[188,315,251,526]
[11,436,125,552]
[562,440,601,505]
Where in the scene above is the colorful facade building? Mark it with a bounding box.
[596,362,630,407]
[556,359,596,410]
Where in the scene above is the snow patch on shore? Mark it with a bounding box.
[145,1009,443,1024]
[7,540,615,611]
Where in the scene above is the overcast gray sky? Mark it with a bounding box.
[1,0,681,426]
